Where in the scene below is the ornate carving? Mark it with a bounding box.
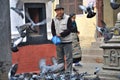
[109,49,119,67]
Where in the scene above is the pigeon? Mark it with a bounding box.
[8,64,18,80]
[16,23,32,37]
[94,67,100,75]
[51,56,58,65]
[39,58,49,74]
[39,58,64,73]
[79,2,96,18]
[11,37,24,52]
[96,20,113,41]
[11,0,24,18]
[25,10,50,32]
[110,0,120,10]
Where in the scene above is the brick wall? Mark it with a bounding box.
[12,44,56,73]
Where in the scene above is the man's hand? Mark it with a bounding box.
[57,34,61,37]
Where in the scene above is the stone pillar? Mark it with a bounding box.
[99,12,120,80]
[0,0,12,80]
[101,12,120,70]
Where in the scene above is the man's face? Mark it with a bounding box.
[55,9,64,17]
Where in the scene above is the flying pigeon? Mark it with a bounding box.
[94,67,100,75]
[11,37,24,52]
[25,10,50,31]
[16,23,32,37]
[96,20,113,41]
[79,2,96,18]
[39,58,64,73]
[51,56,58,65]
[11,0,24,18]
[110,0,120,10]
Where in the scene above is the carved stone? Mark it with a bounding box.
[100,12,120,70]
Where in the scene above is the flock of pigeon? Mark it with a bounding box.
[8,57,101,80]
[9,0,120,79]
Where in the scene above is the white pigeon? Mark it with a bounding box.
[94,67,100,75]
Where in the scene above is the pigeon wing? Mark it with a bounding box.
[25,10,35,24]
[79,5,87,13]
[51,57,58,65]
[16,0,24,11]
[35,19,47,26]
[96,26,102,33]
[88,2,94,9]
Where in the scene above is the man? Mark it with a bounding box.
[51,4,73,73]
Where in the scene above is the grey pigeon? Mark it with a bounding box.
[8,64,18,80]
[39,58,49,74]
[11,0,24,18]
[110,0,120,10]
[79,2,96,18]
[16,23,32,37]
[51,56,58,65]
[39,58,64,73]
[96,20,113,42]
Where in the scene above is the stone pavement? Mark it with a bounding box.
[73,61,120,80]
[73,62,103,75]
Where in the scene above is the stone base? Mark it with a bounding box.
[103,65,120,71]
[98,69,120,80]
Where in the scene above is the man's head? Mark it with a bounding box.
[55,4,64,18]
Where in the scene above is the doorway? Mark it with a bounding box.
[25,3,49,44]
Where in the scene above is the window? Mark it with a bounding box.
[59,0,83,15]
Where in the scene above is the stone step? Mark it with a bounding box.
[98,70,120,80]
[82,48,103,56]
[84,75,119,80]
[99,77,119,80]
[91,42,103,48]
[81,48,103,63]
[82,55,103,63]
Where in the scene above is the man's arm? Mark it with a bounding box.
[51,19,56,36]
[60,17,73,37]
